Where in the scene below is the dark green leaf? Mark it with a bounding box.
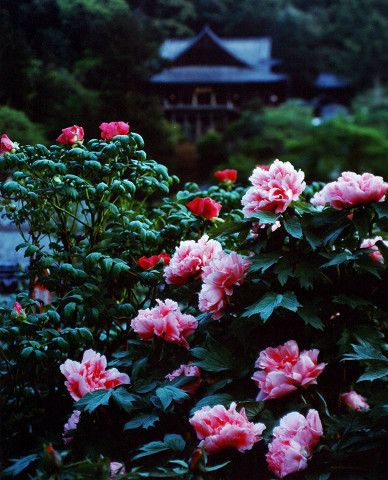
[156,385,188,410]
[236,401,265,420]
[2,453,40,476]
[249,253,281,273]
[283,216,303,239]
[124,413,159,430]
[111,387,136,413]
[242,292,283,321]
[298,304,324,330]
[75,389,113,413]
[191,336,234,372]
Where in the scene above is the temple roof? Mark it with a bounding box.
[152,26,287,85]
[151,66,288,84]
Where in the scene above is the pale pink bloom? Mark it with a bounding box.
[63,410,81,445]
[60,349,130,401]
[164,235,222,286]
[255,340,300,373]
[340,391,370,411]
[252,370,299,401]
[360,236,387,263]
[266,437,308,478]
[242,160,306,217]
[189,402,266,454]
[131,299,197,349]
[166,363,202,395]
[252,341,326,401]
[198,283,229,320]
[267,409,323,478]
[311,172,388,209]
[198,251,251,319]
[274,410,323,451]
[110,462,126,479]
[0,134,18,155]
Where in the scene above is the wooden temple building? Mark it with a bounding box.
[150,26,289,139]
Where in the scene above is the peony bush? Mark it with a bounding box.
[0,125,387,479]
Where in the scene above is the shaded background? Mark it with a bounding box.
[1,0,388,184]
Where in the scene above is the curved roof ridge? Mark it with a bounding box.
[171,25,251,68]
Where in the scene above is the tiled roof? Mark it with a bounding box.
[151,65,288,84]
[159,26,272,67]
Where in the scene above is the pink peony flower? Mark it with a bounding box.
[252,340,326,401]
[63,409,81,445]
[131,299,198,349]
[340,391,370,411]
[1,134,18,155]
[164,235,222,286]
[137,252,170,270]
[110,462,126,479]
[186,197,222,220]
[360,236,387,264]
[242,160,306,217]
[267,409,323,478]
[166,363,202,395]
[190,402,266,454]
[214,169,237,182]
[99,121,130,140]
[266,437,308,479]
[60,349,130,401]
[56,125,84,145]
[311,172,388,209]
[198,250,251,320]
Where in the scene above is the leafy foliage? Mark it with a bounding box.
[0,128,387,480]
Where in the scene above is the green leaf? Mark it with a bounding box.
[320,251,355,268]
[75,389,113,413]
[242,292,283,321]
[249,253,280,273]
[63,302,76,319]
[235,401,265,420]
[274,256,294,286]
[352,208,370,239]
[111,387,136,413]
[283,216,303,239]
[124,413,159,430]
[2,453,40,477]
[358,364,388,382]
[156,385,188,410]
[373,201,388,219]
[132,434,184,461]
[343,341,388,362]
[298,304,324,330]
[281,291,300,312]
[163,434,185,452]
[333,294,372,309]
[132,441,170,460]
[249,211,279,224]
[191,336,234,372]
[84,252,104,271]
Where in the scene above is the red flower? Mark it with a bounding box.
[186,197,222,220]
[214,169,237,182]
[1,134,17,155]
[56,125,84,145]
[99,121,130,140]
[137,252,171,270]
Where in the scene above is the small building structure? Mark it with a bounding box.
[150,26,288,139]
